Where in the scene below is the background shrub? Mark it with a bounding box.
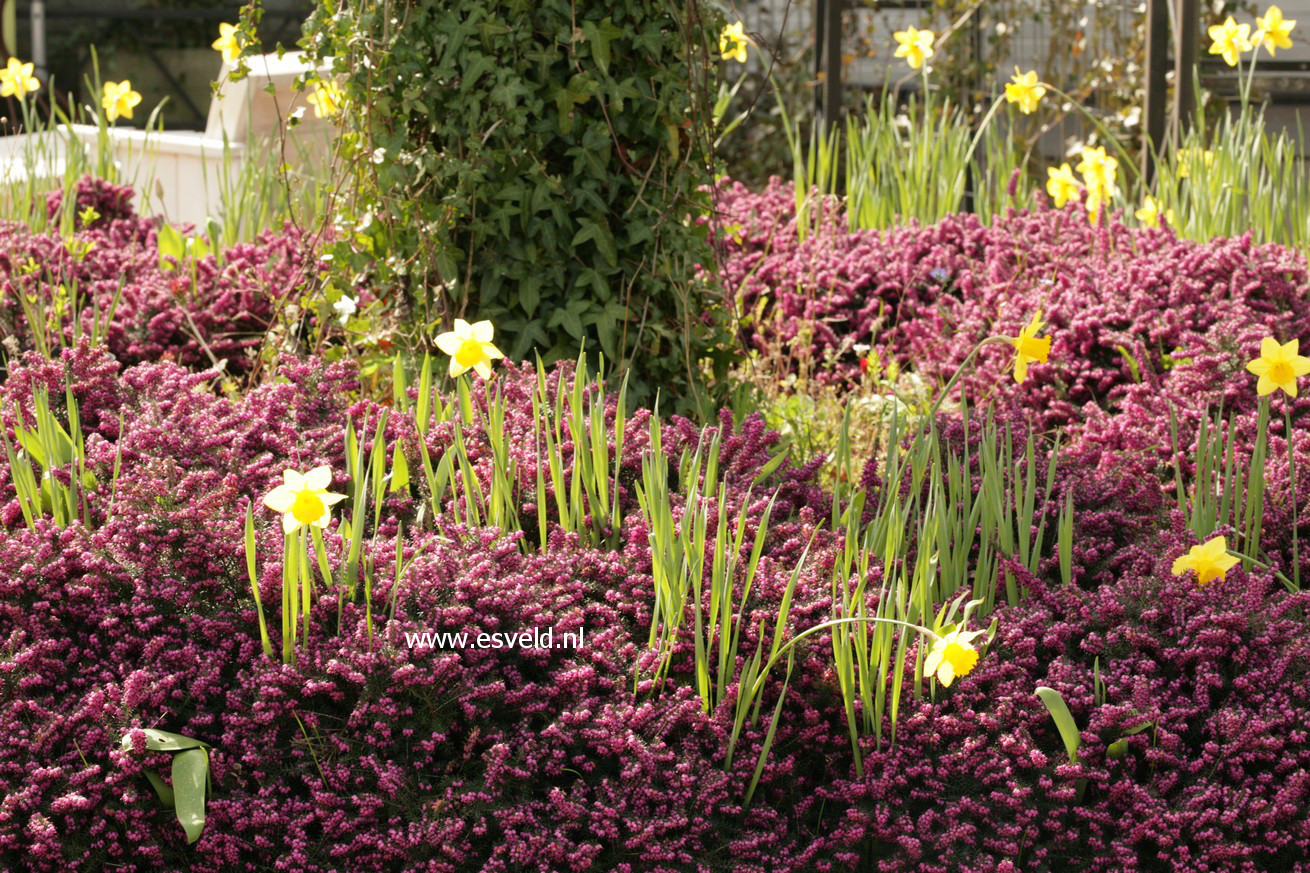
[300,0,734,409]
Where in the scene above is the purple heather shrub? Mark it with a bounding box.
[0,179,317,374]
[713,179,1310,448]
[0,339,1307,871]
[46,176,138,229]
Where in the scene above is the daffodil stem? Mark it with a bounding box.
[924,336,1012,421]
[1226,549,1297,592]
[749,616,939,703]
[959,94,1006,192]
[1285,404,1300,590]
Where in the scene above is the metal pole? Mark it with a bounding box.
[1175,0,1200,135]
[814,0,841,128]
[813,0,826,121]
[31,1,46,80]
[1143,0,1170,183]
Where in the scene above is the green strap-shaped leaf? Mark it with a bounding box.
[171,747,209,844]
[1035,686,1081,764]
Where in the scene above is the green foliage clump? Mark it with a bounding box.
[301,0,732,407]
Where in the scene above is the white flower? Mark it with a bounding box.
[333,294,357,325]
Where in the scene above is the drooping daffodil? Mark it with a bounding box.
[0,58,40,99]
[435,318,505,379]
[1010,310,1052,384]
[263,466,346,535]
[306,80,343,118]
[102,80,142,122]
[1209,16,1254,66]
[213,23,242,65]
[1135,194,1174,229]
[1045,163,1081,209]
[893,26,935,70]
[720,21,749,63]
[1004,68,1046,115]
[1255,6,1296,56]
[1246,336,1310,397]
[1171,535,1240,586]
[924,625,985,687]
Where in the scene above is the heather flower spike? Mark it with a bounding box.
[1171,535,1240,586]
[720,22,749,63]
[1246,336,1310,397]
[435,318,505,379]
[263,466,346,534]
[1009,310,1052,383]
[893,26,934,70]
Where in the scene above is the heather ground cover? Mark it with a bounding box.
[2,3,1310,872]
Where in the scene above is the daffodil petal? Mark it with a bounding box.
[471,320,494,343]
[435,332,463,355]
[263,485,296,513]
[304,465,332,491]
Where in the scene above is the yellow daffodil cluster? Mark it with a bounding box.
[0,58,39,99]
[1046,146,1119,223]
[893,26,935,70]
[1209,6,1296,66]
[1176,146,1215,180]
[720,22,749,63]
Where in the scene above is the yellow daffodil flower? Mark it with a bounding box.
[435,318,505,379]
[1176,146,1214,179]
[0,58,40,99]
[306,80,343,118]
[1004,68,1046,115]
[1075,145,1119,194]
[212,23,242,65]
[1171,535,1240,586]
[262,466,346,535]
[1246,336,1310,397]
[1135,194,1174,229]
[720,21,749,63]
[924,625,984,687]
[1045,163,1081,209]
[893,26,935,70]
[1209,16,1254,66]
[1255,6,1296,55]
[102,80,142,122]
[1010,310,1052,384]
